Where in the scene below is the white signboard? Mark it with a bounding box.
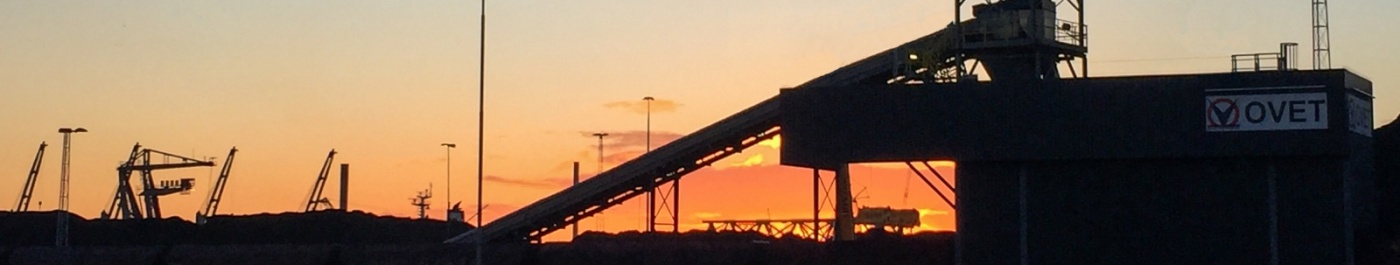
[1348,94,1373,137]
[1205,93,1328,132]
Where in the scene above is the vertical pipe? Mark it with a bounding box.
[573,161,580,239]
[475,0,486,264]
[340,164,349,212]
[834,164,854,241]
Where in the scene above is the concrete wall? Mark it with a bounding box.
[780,70,1376,264]
[959,158,1358,264]
[781,70,1371,167]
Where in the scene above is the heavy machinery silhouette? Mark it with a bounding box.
[854,207,921,234]
[447,0,1087,244]
[102,143,215,220]
[12,142,46,212]
[196,147,237,223]
[411,184,432,219]
[303,149,337,212]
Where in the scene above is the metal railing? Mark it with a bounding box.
[1232,53,1285,72]
[1231,43,1298,72]
[959,16,1087,48]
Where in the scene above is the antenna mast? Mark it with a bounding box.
[1312,0,1331,69]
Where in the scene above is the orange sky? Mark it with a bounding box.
[1,0,1397,242]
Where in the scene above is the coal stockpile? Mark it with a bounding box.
[0,210,471,247]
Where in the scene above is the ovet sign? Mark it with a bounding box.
[1205,92,1328,132]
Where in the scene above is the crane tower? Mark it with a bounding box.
[12,142,47,212]
[197,147,238,224]
[303,149,337,212]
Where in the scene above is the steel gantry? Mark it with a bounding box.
[702,219,835,240]
[102,143,214,220]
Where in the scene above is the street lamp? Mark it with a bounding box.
[643,97,654,152]
[591,132,609,172]
[642,96,655,232]
[474,1,488,264]
[591,132,609,231]
[56,127,87,248]
[442,143,456,218]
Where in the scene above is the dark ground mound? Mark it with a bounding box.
[0,228,953,265]
[0,210,471,247]
[527,230,955,265]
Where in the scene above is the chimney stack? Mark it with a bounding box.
[340,163,349,212]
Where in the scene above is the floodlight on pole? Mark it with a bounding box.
[442,143,456,217]
[592,132,610,173]
[643,96,655,232]
[56,127,86,248]
[591,132,609,231]
[474,1,487,264]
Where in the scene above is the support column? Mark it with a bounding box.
[647,184,655,232]
[673,178,680,233]
[813,169,821,239]
[573,162,580,238]
[835,164,855,241]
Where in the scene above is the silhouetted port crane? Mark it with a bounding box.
[102,143,214,220]
[303,149,337,212]
[12,142,47,212]
[197,147,237,223]
[411,184,432,219]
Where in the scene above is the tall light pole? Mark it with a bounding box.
[442,143,456,217]
[474,1,487,264]
[56,127,86,248]
[592,132,609,173]
[643,96,655,232]
[592,132,609,231]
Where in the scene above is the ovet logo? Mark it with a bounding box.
[1204,92,1327,132]
[1206,98,1240,128]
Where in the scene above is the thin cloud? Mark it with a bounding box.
[604,98,681,115]
[483,175,571,189]
[603,150,645,165]
[577,130,684,151]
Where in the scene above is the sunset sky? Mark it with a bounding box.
[2,0,1397,242]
